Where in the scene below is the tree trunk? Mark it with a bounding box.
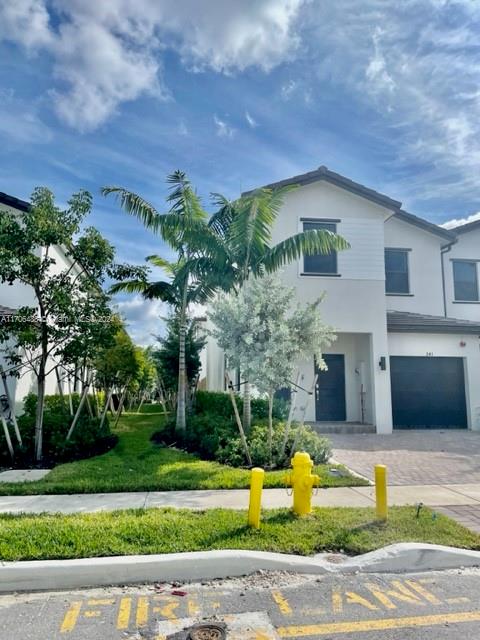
[242,381,251,434]
[280,371,300,461]
[176,295,188,434]
[268,391,274,468]
[34,363,46,462]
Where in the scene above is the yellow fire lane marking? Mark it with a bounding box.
[136,596,150,627]
[277,610,480,637]
[332,588,343,614]
[272,590,293,616]
[405,579,442,605]
[117,597,132,630]
[60,601,82,633]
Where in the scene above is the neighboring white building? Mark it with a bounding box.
[0,192,83,413]
[203,166,480,434]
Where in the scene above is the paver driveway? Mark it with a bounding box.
[330,430,480,485]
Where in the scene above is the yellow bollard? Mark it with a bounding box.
[285,452,320,516]
[248,467,264,528]
[375,464,388,521]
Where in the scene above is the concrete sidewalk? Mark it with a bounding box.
[3,484,480,516]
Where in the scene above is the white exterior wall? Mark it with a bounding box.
[384,216,446,315]
[388,332,480,430]
[204,181,396,432]
[444,228,480,322]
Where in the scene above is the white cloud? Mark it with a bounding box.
[114,295,167,346]
[0,90,52,144]
[245,110,258,128]
[214,114,235,138]
[441,211,480,230]
[307,0,480,202]
[0,0,305,131]
[280,79,298,100]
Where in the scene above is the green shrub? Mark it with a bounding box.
[217,421,331,468]
[0,393,117,468]
[194,390,288,422]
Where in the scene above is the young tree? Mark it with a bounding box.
[152,314,206,404]
[0,188,133,461]
[209,274,335,465]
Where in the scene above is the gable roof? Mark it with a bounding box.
[242,166,457,241]
[0,192,30,213]
[395,209,456,242]
[387,310,480,334]
[242,165,402,211]
[451,219,480,235]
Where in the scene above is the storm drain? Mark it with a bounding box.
[188,622,227,640]
[166,621,227,640]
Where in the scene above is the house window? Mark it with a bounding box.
[453,260,479,302]
[385,248,410,294]
[302,220,337,275]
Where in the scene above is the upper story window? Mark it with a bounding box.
[385,248,410,295]
[453,260,479,302]
[302,219,338,275]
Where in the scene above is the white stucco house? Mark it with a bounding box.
[202,166,480,434]
[0,192,83,413]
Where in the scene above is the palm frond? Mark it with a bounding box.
[142,280,178,304]
[166,171,207,222]
[109,280,150,295]
[101,187,167,234]
[258,229,350,274]
[145,255,176,275]
[208,194,235,237]
[227,186,295,274]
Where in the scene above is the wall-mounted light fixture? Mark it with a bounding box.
[379,356,387,371]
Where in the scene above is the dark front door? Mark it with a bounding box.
[390,356,467,429]
[315,354,346,421]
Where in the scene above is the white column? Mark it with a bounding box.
[370,331,393,434]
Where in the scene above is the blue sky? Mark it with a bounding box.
[1,0,480,343]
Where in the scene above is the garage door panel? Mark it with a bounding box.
[390,356,467,429]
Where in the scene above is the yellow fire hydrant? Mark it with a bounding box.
[285,451,320,516]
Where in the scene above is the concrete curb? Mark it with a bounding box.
[1,544,480,593]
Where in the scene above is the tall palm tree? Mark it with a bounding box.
[183,186,350,430]
[103,172,222,433]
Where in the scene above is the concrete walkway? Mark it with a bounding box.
[4,484,480,516]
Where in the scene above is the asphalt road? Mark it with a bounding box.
[2,568,480,639]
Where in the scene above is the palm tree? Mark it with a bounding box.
[109,255,216,433]
[103,172,222,434]
[184,186,350,430]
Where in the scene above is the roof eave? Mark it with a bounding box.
[395,210,456,242]
[242,165,402,212]
[0,192,30,213]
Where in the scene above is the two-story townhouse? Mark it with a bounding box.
[203,166,480,434]
[0,192,84,413]
[444,219,480,322]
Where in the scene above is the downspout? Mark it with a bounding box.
[441,238,457,317]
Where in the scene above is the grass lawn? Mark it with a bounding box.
[0,412,367,495]
[1,506,478,561]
